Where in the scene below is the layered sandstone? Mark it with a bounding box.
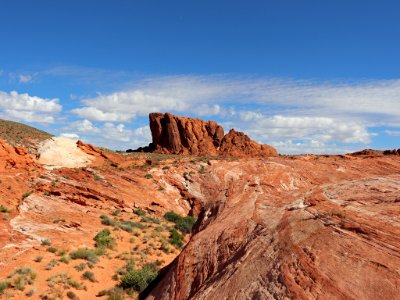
[145,112,278,157]
[145,154,400,300]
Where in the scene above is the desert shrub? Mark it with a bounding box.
[25,288,35,297]
[164,211,196,234]
[160,243,171,254]
[120,263,158,292]
[144,173,153,179]
[69,248,99,264]
[59,255,71,264]
[8,268,36,291]
[41,239,51,246]
[133,208,146,216]
[34,255,43,262]
[0,281,9,295]
[140,215,161,224]
[74,263,86,272]
[82,271,96,282]
[0,205,10,213]
[98,287,125,300]
[199,165,206,174]
[45,259,59,270]
[168,229,184,248]
[111,209,121,216]
[66,290,79,300]
[22,191,32,199]
[94,228,116,249]
[47,247,57,253]
[100,215,117,226]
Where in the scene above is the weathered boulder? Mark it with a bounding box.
[147,112,277,157]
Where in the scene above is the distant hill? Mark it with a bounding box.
[0,119,53,149]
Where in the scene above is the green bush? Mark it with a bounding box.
[69,248,99,264]
[164,211,196,234]
[82,271,96,282]
[100,215,117,226]
[0,281,9,295]
[120,263,158,292]
[168,229,184,248]
[94,229,116,249]
[133,208,146,216]
[47,247,57,253]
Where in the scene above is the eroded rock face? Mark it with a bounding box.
[145,155,400,300]
[0,138,36,169]
[148,112,277,157]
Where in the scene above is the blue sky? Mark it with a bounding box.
[0,0,399,153]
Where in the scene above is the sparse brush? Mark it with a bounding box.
[69,248,99,264]
[0,205,11,213]
[94,228,116,250]
[22,191,33,199]
[168,229,184,248]
[47,246,58,253]
[164,211,196,234]
[120,262,159,292]
[34,255,43,262]
[74,263,86,272]
[82,271,96,282]
[59,255,71,264]
[133,208,146,216]
[45,259,59,270]
[0,281,10,295]
[41,239,51,246]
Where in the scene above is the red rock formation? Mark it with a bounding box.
[148,112,277,157]
[0,138,36,169]
[145,155,400,300]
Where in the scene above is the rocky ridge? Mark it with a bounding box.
[134,112,278,157]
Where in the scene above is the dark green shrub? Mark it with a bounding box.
[168,229,184,248]
[164,211,196,234]
[133,208,146,216]
[94,229,116,249]
[120,263,158,292]
[82,271,96,282]
[47,247,57,253]
[0,281,9,295]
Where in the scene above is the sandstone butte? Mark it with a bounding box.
[0,117,399,300]
[133,112,278,157]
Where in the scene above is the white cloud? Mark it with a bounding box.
[72,107,132,122]
[0,90,62,124]
[62,120,151,150]
[19,74,33,83]
[66,74,400,153]
[60,133,80,139]
[385,130,400,136]
[72,76,400,124]
[270,140,357,155]
[241,114,371,144]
